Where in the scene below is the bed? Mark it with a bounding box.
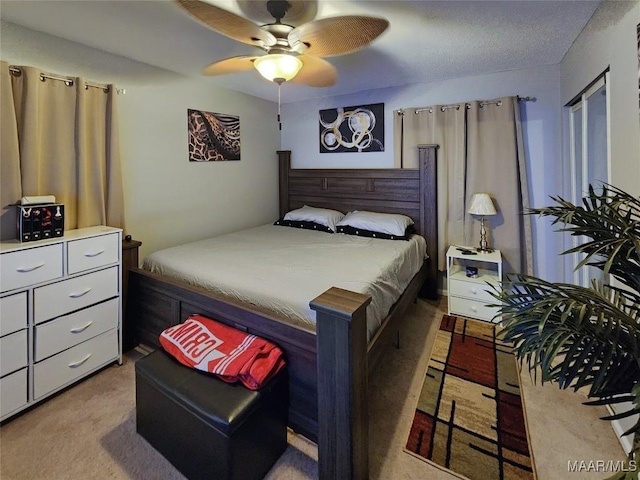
[142,223,427,342]
[127,145,439,480]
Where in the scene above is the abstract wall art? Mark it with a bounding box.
[319,103,384,153]
[187,109,240,161]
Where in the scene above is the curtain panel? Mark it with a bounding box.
[0,62,22,241]
[393,105,466,271]
[0,61,125,241]
[394,96,533,274]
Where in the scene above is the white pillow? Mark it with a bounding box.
[283,205,345,232]
[336,210,414,237]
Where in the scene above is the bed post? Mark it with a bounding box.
[418,144,439,300]
[278,150,291,218]
[310,287,372,480]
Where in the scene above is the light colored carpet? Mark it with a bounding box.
[0,297,625,480]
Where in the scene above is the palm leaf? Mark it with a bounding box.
[491,183,640,457]
[531,184,640,292]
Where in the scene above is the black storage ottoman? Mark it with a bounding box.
[135,349,288,480]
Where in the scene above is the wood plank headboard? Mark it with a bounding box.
[278,145,439,298]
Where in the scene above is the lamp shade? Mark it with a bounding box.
[468,193,497,216]
[254,54,303,83]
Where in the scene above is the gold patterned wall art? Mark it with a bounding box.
[187,109,240,161]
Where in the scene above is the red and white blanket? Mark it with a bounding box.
[159,314,286,390]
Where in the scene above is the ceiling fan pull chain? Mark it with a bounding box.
[278,82,282,131]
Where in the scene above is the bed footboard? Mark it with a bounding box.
[311,288,371,480]
[129,269,375,480]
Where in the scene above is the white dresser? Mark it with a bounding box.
[446,245,503,322]
[0,226,122,421]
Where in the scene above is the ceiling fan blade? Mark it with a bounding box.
[288,16,389,57]
[288,55,337,87]
[176,0,276,47]
[202,55,258,76]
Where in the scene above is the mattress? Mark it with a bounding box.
[142,224,427,341]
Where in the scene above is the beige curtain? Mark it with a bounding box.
[395,96,533,274]
[76,77,125,228]
[465,97,532,274]
[393,106,466,270]
[0,62,22,240]
[1,63,124,240]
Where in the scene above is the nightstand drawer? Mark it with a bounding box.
[0,330,28,377]
[35,298,119,361]
[449,278,496,303]
[34,329,118,400]
[0,244,63,293]
[34,266,119,324]
[0,292,28,337]
[68,233,120,275]
[449,296,500,322]
[0,368,28,418]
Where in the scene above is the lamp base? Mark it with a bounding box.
[477,216,493,253]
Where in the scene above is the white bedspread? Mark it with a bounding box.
[142,224,427,340]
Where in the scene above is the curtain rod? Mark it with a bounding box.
[408,96,535,115]
[8,66,115,93]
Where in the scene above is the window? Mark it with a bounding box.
[567,72,610,287]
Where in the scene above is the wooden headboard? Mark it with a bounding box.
[278,145,439,299]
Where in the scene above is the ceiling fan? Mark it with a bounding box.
[175,0,389,87]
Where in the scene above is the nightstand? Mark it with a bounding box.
[446,245,502,322]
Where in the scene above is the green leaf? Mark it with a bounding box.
[494,182,640,458]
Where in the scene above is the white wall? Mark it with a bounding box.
[118,81,280,258]
[1,22,281,259]
[560,1,640,198]
[281,65,565,281]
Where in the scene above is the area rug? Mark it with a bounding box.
[404,315,536,480]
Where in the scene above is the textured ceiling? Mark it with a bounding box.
[0,0,603,103]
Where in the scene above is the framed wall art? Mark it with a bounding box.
[187,109,240,161]
[319,103,384,153]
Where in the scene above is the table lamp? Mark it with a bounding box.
[468,193,497,252]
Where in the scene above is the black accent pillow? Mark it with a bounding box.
[336,224,415,241]
[274,218,333,233]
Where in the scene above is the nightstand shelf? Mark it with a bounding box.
[446,246,502,322]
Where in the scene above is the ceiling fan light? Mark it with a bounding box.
[254,54,303,83]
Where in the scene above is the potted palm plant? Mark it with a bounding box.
[491,184,640,478]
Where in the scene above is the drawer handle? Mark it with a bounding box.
[471,288,478,295]
[69,287,92,298]
[68,354,92,368]
[84,250,105,258]
[471,306,478,312]
[70,321,93,333]
[16,263,45,273]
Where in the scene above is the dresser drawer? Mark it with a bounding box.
[34,266,119,324]
[35,298,119,361]
[0,330,28,377]
[34,329,118,400]
[0,292,28,336]
[68,233,120,275]
[0,244,63,293]
[449,278,496,303]
[449,296,500,322]
[0,368,28,418]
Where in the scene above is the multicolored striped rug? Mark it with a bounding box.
[405,315,536,479]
